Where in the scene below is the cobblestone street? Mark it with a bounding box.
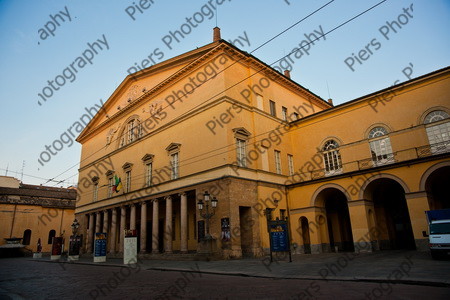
[1,257,449,299]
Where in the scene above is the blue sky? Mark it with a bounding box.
[0,0,449,186]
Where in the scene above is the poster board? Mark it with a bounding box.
[124,229,137,264]
[68,235,82,261]
[94,233,107,263]
[51,237,63,260]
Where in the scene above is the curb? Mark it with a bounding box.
[30,259,450,288]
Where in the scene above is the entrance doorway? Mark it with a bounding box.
[239,206,253,257]
[365,178,415,250]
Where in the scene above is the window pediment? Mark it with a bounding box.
[165,143,181,153]
[233,127,251,139]
[122,162,133,171]
[141,154,155,163]
[105,170,114,178]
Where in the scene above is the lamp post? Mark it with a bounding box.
[197,191,218,241]
[71,219,80,236]
[69,219,81,261]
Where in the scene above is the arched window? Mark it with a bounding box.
[322,140,342,176]
[48,230,56,244]
[368,126,394,165]
[119,118,142,148]
[23,229,32,245]
[424,110,450,154]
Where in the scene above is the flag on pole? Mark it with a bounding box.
[112,175,122,193]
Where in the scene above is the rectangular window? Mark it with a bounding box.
[256,94,264,110]
[426,123,450,154]
[269,100,276,117]
[261,147,269,171]
[370,137,393,165]
[275,150,282,174]
[125,171,131,192]
[288,154,294,176]
[171,153,179,179]
[128,120,135,143]
[236,139,247,167]
[146,162,152,186]
[108,177,114,197]
[282,106,287,121]
[93,183,98,201]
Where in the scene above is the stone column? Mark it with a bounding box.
[180,193,188,253]
[120,206,126,253]
[110,208,117,253]
[130,204,136,231]
[102,210,109,233]
[152,199,159,254]
[140,202,147,253]
[348,199,376,252]
[165,196,173,253]
[95,212,101,233]
[87,213,94,253]
[405,191,431,251]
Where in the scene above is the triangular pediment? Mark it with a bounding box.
[165,143,181,152]
[141,154,155,162]
[232,127,251,137]
[122,162,133,170]
[76,41,222,143]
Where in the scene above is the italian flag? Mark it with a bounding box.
[113,175,122,193]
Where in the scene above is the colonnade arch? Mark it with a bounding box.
[362,177,415,250]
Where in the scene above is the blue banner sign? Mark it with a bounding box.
[270,223,289,252]
[94,233,107,257]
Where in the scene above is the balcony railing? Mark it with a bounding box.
[292,141,450,183]
[416,140,450,157]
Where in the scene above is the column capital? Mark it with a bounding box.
[165,195,172,201]
[178,192,187,197]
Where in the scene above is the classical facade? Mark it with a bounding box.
[0,176,76,253]
[75,28,449,258]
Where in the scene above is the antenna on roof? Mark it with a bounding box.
[326,80,331,99]
[5,163,8,176]
[215,6,218,27]
[20,160,25,182]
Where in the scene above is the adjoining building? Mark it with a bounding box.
[0,176,76,254]
[75,28,450,258]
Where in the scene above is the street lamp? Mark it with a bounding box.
[69,219,81,261]
[197,191,218,240]
[71,219,80,236]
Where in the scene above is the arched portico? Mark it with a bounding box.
[362,177,416,250]
[313,185,354,253]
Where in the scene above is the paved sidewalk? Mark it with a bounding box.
[32,250,450,287]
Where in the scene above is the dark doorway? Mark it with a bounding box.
[239,206,253,257]
[300,217,311,254]
[324,190,354,252]
[159,219,164,252]
[146,221,152,252]
[369,179,416,250]
[426,166,450,210]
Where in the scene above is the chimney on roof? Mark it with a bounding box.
[284,70,291,78]
[328,98,334,105]
[213,27,221,42]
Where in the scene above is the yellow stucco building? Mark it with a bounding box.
[0,176,76,254]
[75,28,449,258]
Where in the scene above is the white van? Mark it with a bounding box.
[425,209,450,259]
